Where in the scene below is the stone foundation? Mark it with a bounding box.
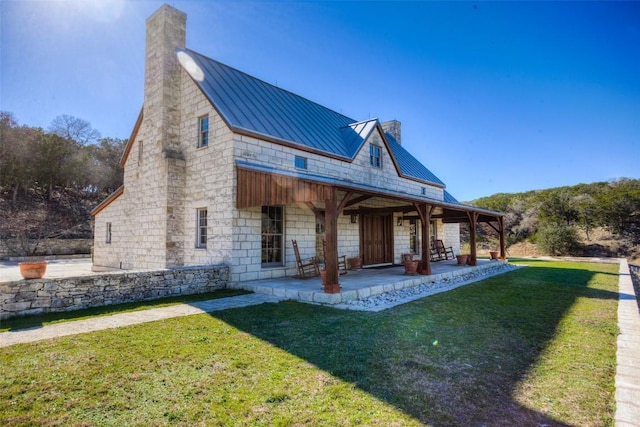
[0,265,229,320]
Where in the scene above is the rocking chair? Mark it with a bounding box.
[292,240,320,278]
[322,239,348,275]
[435,239,455,260]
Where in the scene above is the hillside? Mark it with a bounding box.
[467,178,640,263]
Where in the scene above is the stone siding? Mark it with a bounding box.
[0,265,229,320]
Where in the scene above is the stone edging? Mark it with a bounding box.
[336,262,521,311]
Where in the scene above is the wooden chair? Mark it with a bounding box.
[292,240,320,278]
[435,239,455,260]
[322,239,348,275]
[430,244,444,262]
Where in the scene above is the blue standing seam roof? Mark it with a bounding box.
[181,48,446,187]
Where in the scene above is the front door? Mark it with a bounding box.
[361,214,393,265]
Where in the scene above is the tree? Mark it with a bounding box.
[0,112,44,201]
[48,114,100,146]
[536,222,581,256]
[35,132,78,200]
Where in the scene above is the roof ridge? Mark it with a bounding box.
[184,48,358,124]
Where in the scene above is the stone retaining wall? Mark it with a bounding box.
[0,265,229,320]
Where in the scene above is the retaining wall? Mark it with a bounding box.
[0,265,229,320]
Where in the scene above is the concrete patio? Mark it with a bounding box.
[229,259,508,305]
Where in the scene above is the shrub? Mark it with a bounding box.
[536,222,582,256]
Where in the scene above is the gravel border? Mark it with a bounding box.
[335,262,523,312]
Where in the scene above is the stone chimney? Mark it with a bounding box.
[143,4,187,268]
[381,120,401,145]
[144,4,186,154]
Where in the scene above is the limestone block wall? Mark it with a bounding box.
[0,265,229,320]
[233,127,445,204]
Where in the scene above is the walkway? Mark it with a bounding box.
[615,259,640,426]
[0,293,283,347]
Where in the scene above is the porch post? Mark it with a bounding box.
[498,216,506,259]
[324,186,340,293]
[466,211,479,266]
[415,203,434,275]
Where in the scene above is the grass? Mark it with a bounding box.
[0,259,619,426]
[0,288,250,332]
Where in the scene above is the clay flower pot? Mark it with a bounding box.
[404,260,419,275]
[456,254,468,265]
[319,269,327,286]
[19,261,48,279]
[489,251,498,260]
[348,257,362,270]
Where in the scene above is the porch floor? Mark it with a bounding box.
[230,259,507,306]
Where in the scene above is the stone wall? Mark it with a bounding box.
[0,265,229,320]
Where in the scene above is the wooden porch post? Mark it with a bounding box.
[498,215,506,260]
[324,187,340,293]
[466,211,479,266]
[415,203,434,275]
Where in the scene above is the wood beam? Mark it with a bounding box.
[498,216,506,259]
[414,203,434,275]
[304,202,325,228]
[343,194,372,208]
[337,191,354,215]
[466,211,479,266]
[324,187,340,293]
[343,205,416,216]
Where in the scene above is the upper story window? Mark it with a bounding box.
[294,156,307,170]
[421,187,426,195]
[198,115,209,148]
[106,222,112,244]
[369,144,381,168]
[196,208,207,248]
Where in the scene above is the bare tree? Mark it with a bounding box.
[48,114,100,146]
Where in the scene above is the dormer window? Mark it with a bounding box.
[198,115,209,148]
[369,144,381,168]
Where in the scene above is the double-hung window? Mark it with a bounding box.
[261,206,284,266]
[198,115,209,148]
[369,144,381,168]
[196,208,207,248]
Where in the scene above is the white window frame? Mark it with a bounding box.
[196,208,207,249]
[261,206,284,266]
[369,144,382,168]
[198,115,209,148]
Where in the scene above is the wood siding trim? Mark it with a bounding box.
[236,168,332,209]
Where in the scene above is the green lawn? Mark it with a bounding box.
[0,259,619,426]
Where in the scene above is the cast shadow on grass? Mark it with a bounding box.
[211,265,617,426]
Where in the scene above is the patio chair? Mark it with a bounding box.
[430,244,444,262]
[435,239,455,260]
[292,240,320,278]
[322,239,348,275]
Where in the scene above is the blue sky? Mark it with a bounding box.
[2,0,639,201]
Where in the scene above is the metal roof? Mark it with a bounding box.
[180,48,447,188]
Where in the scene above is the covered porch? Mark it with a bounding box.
[237,164,507,293]
[230,258,510,306]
